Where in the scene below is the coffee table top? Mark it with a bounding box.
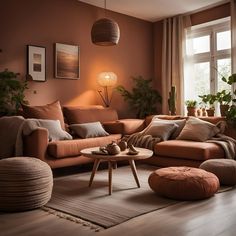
[80,147,153,161]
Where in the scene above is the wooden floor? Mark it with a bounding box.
[1,171,236,236]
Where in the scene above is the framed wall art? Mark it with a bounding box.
[55,43,80,79]
[27,45,46,82]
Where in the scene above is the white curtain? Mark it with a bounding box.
[231,0,236,93]
[161,15,191,115]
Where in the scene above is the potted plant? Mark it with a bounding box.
[0,69,28,115]
[214,73,236,117]
[116,76,162,118]
[226,105,236,124]
[215,90,232,116]
[198,94,216,117]
[185,100,198,116]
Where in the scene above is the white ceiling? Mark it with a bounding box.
[79,0,229,22]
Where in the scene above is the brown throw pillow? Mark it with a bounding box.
[69,122,109,139]
[21,101,65,130]
[176,117,220,142]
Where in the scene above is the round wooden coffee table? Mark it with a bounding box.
[80,147,153,195]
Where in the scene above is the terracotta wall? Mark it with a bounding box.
[153,3,231,107]
[0,0,154,118]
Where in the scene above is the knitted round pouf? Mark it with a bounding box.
[200,159,236,186]
[0,157,53,212]
[148,167,219,200]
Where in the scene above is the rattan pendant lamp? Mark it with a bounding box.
[91,0,120,46]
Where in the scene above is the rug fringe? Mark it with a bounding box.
[41,206,104,232]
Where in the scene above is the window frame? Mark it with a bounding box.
[185,18,231,102]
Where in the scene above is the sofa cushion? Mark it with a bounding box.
[23,119,72,141]
[22,101,65,130]
[69,122,109,138]
[154,140,225,161]
[47,134,122,158]
[117,119,145,135]
[143,122,178,141]
[176,117,220,142]
[63,106,118,124]
[150,117,186,139]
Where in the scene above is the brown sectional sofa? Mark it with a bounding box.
[23,104,145,169]
[143,115,236,167]
[22,103,236,169]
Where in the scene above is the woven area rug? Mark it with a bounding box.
[46,165,179,228]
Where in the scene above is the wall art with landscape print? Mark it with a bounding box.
[55,43,79,79]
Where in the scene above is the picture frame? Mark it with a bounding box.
[27,45,46,82]
[55,43,80,79]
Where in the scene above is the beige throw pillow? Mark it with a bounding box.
[69,122,109,139]
[143,122,178,141]
[176,117,220,142]
[23,119,72,141]
[151,117,186,139]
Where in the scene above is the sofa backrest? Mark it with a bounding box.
[63,105,119,124]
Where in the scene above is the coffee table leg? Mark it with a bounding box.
[89,159,100,187]
[129,160,140,188]
[108,161,113,195]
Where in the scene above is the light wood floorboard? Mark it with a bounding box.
[1,176,236,236]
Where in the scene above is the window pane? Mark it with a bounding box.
[217,58,231,92]
[217,31,231,50]
[184,62,210,102]
[193,35,210,54]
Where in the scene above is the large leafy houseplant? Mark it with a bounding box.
[116,76,162,118]
[0,69,28,115]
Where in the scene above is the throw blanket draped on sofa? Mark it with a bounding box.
[0,116,52,158]
[207,134,236,159]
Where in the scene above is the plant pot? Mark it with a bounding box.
[220,104,229,117]
[187,107,197,116]
[206,109,215,117]
[202,108,207,116]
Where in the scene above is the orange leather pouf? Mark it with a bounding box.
[148,167,220,200]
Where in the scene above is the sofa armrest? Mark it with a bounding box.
[118,119,145,135]
[102,121,124,134]
[23,127,49,162]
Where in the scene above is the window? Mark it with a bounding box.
[184,17,231,112]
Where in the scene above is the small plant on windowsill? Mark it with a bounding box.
[216,73,236,117]
[185,100,198,116]
[198,94,216,117]
[116,76,162,119]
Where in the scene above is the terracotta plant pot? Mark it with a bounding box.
[206,109,215,117]
[220,104,229,117]
[187,107,197,116]
[201,108,207,116]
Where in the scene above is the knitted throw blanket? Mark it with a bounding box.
[207,133,236,159]
[122,133,161,151]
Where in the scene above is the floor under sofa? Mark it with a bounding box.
[1,163,236,236]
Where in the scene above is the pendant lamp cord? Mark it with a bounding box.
[104,0,107,17]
